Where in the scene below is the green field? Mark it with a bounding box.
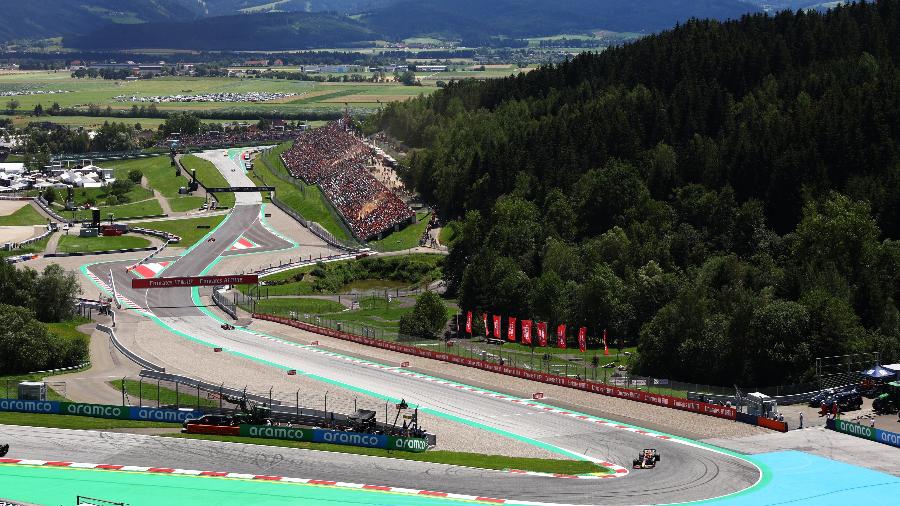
[0,73,436,116]
[57,234,151,253]
[64,199,164,221]
[131,215,225,248]
[257,142,350,241]
[0,203,47,226]
[100,156,205,212]
[252,297,346,315]
[169,433,608,475]
[180,154,236,208]
[245,253,444,296]
[438,220,460,246]
[109,379,219,409]
[370,211,431,252]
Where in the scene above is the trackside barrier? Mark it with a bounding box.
[0,399,201,423]
[253,314,744,424]
[97,322,166,372]
[735,411,759,426]
[756,416,788,432]
[217,424,427,452]
[827,418,900,448]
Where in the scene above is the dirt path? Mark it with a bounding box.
[42,230,61,254]
[47,318,143,405]
[141,174,176,217]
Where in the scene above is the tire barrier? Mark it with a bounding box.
[97,322,166,372]
[255,314,753,425]
[33,196,69,224]
[185,423,428,452]
[0,398,200,424]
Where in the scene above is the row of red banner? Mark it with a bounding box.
[255,313,739,424]
[464,311,607,354]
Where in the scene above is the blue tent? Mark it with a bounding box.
[862,365,897,379]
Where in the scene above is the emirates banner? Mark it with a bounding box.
[254,313,739,424]
[132,274,258,289]
[556,324,567,349]
[537,322,547,347]
[507,317,517,341]
[603,329,609,356]
[466,311,472,334]
[578,327,587,352]
[521,320,532,345]
[493,315,501,338]
[482,313,489,336]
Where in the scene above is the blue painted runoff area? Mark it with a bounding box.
[700,450,898,504]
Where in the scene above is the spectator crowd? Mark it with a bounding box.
[281,120,414,241]
[155,128,294,148]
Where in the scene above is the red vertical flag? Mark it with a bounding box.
[482,313,489,336]
[521,320,532,345]
[556,324,567,349]
[507,317,517,341]
[578,327,587,353]
[466,311,472,334]
[537,322,548,347]
[603,328,609,356]
[492,315,501,338]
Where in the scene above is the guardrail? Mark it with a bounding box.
[97,322,165,372]
[211,286,237,320]
[33,196,69,223]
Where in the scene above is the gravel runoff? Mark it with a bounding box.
[248,317,772,441]
[112,309,564,460]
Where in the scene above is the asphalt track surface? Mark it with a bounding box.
[77,149,761,505]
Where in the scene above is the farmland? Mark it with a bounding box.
[0,72,437,119]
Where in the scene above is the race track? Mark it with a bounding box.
[76,149,761,505]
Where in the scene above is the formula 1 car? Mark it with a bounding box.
[633,449,660,469]
[0,444,9,457]
[221,323,235,330]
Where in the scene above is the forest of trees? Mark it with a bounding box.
[371,0,900,387]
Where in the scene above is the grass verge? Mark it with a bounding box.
[181,154,236,208]
[252,297,346,315]
[0,412,179,430]
[370,211,431,252]
[131,215,225,249]
[62,199,164,221]
[107,379,218,409]
[56,234,151,253]
[165,433,610,475]
[0,203,47,226]
[257,142,350,241]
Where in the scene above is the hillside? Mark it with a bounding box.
[373,0,900,387]
[362,0,762,40]
[0,0,194,41]
[66,11,378,51]
[45,0,761,50]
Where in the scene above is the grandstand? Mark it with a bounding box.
[281,120,414,241]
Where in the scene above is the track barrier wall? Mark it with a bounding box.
[0,399,201,423]
[186,423,427,452]
[827,418,900,448]
[254,314,789,429]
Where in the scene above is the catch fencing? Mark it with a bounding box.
[254,313,790,431]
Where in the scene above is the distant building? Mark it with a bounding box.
[244,60,269,67]
[272,59,284,66]
[413,65,448,72]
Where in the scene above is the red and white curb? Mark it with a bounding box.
[84,269,153,316]
[229,237,258,251]
[0,458,576,505]
[129,261,170,278]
